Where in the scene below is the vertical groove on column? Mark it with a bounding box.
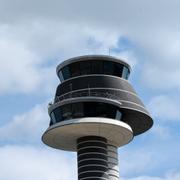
[107,144,119,180]
[77,136,109,180]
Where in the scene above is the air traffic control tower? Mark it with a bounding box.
[42,55,153,180]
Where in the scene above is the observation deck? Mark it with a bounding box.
[42,55,153,151]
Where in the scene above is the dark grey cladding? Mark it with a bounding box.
[55,75,136,95]
[53,75,153,136]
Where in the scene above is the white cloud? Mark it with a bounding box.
[148,95,180,121]
[1,0,180,92]
[0,21,137,95]
[122,171,180,180]
[0,102,49,144]
[0,25,57,95]
[0,145,76,180]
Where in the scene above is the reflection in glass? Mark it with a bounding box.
[58,71,64,82]
[122,67,130,79]
[50,102,122,126]
[62,66,70,80]
[59,60,130,81]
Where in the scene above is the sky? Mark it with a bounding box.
[0,0,180,179]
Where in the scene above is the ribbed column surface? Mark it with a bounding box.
[77,136,109,180]
[107,144,119,180]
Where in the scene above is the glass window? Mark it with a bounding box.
[62,66,70,80]
[69,62,80,77]
[94,102,108,118]
[72,103,84,118]
[122,66,130,79]
[113,63,123,77]
[105,103,117,119]
[58,70,64,82]
[50,102,123,126]
[78,102,120,119]
[103,61,114,75]
[115,110,122,120]
[62,104,72,120]
[59,60,130,81]
[84,102,95,117]
[51,112,56,124]
[50,112,56,126]
[91,61,103,74]
[53,108,63,123]
[79,61,91,75]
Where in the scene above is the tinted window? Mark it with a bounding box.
[122,66,130,79]
[62,66,70,80]
[91,61,103,74]
[49,112,56,126]
[62,104,72,120]
[79,61,91,75]
[52,107,62,123]
[114,63,123,77]
[69,62,80,77]
[103,61,114,75]
[59,60,130,81]
[72,103,84,118]
[58,70,64,82]
[50,102,122,126]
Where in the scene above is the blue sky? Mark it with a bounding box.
[0,0,180,179]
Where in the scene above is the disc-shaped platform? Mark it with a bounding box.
[42,118,133,151]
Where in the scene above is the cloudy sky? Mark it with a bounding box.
[0,0,180,179]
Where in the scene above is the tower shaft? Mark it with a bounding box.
[77,136,119,180]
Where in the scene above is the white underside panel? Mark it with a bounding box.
[42,118,133,151]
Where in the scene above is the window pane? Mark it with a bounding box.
[58,70,64,82]
[91,61,103,74]
[62,66,70,80]
[54,108,62,123]
[122,66,129,79]
[84,102,95,117]
[62,104,72,120]
[69,62,80,77]
[50,102,123,126]
[72,103,84,118]
[106,103,117,119]
[103,61,114,75]
[113,63,123,77]
[50,111,57,126]
[51,112,56,124]
[95,102,109,118]
[115,110,122,120]
[80,61,91,75]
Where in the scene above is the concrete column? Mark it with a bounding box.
[107,144,119,180]
[77,136,109,180]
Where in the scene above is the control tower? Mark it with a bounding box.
[42,55,153,180]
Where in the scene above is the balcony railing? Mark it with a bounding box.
[55,88,123,103]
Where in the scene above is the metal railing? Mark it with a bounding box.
[54,88,122,103]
